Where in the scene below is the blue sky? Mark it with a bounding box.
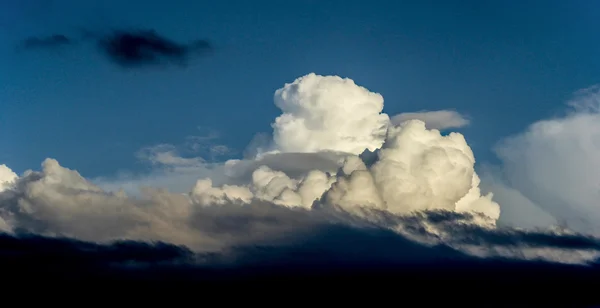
[2,0,600,178]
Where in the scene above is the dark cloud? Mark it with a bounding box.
[414,210,600,252]
[17,29,213,69]
[97,29,212,68]
[1,219,599,305]
[19,34,73,50]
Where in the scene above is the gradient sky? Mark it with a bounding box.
[1,0,599,178]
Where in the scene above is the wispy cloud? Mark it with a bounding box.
[482,84,600,235]
[391,110,470,130]
[18,34,73,50]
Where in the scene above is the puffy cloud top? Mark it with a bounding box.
[271,73,390,154]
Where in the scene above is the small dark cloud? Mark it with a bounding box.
[17,28,213,69]
[19,34,74,50]
[97,29,212,68]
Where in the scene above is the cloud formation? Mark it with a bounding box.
[266,73,390,155]
[1,73,599,270]
[98,29,212,68]
[3,229,600,294]
[483,84,600,235]
[391,110,470,130]
[17,29,212,68]
[0,165,17,231]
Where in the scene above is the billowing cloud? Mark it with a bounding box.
[0,165,17,231]
[483,85,600,235]
[194,74,498,224]
[1,73,599,269]
[391,110,470,130]
[0,164,17,192]
[266,73,390,155]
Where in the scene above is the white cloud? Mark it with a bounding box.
[479,164,557,229]
[180,74,499,225]
[0,164,17,192]
[391,110,470,130]
[482,84,600,235]
[0,164,18,232]
[269,73,390,155]
[322,119,500,226]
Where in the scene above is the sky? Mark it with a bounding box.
[2,0,600,286]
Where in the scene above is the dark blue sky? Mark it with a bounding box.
[2,0,599,177]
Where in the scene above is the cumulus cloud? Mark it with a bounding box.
[179,74,499,225]
[2,73,599,269]
[266,73,390,155]
[0,165,17,231]
[391,110,470,130]
[0,164,17,192]
[484,85,600,235]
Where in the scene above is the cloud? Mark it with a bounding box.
[266,73,390,155]
[483,84,600,235]
[18,34,73,50]
[479,165,558,230]
[160,74,499,224]
[2,219,600,292]
[2,72,600,275]
[136,144,206,168]
[17,28,213,69]
[97,29,212,68]
[391,110,470,130]
[0,164,17,192]
[0,165,17,232]
[91,162,229,197]
[91,132,236,196]
[183,130,234,161]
